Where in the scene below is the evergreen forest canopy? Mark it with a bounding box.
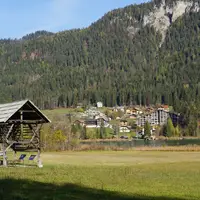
[0,0,200,116]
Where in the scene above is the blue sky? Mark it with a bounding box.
[0,0,147,39]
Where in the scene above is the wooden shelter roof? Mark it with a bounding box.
[0,100,51,124]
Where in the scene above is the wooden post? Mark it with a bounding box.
[20,111,23,140]
[13,150,17,160]
[2,135,7,167]
[37,126,43,168]
[37,148,43,168]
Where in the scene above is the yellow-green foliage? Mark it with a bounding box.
[40,113,76,151]
[167,118,175,137]
[75,107,85,112]
[53,130,66,142]
[174,126,180,137]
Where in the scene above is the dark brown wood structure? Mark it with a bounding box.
[0,100,50,167]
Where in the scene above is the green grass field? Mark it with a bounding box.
[0,151,200,200]
[43,108,75,118]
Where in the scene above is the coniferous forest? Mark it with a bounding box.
[0,0,199,120]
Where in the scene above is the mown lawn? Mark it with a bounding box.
[0,151,200,200]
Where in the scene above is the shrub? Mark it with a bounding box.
[75,107,84,112]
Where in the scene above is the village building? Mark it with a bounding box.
[119,126,130,133]
[120,120,128,127]
[136,109,179,127]
[169,112,180,126]
[74,117,109,128]
[73,120,85,127]
[119,120,130,133]
[97,102,103,108]
[84,119,99,128]
[129,114,137,119]
[157,105,170,112]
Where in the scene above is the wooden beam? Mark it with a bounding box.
[2,134,7,167]
[6,124,42,145]
[0,119,44,166]
[37,148,43,168]
[20,111,23,140]
[7,140,33,145]
[6,124,14,143]
[28,124,41,143]
[7,119,45,124]
[6,142,15,151]
[18,110,36,113]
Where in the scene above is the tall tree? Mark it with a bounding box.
[100,119,105,139]
[166,118,175,137]
[144,121,151,138]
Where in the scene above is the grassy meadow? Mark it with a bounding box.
[0,151,200,200]
[43,108,75,119]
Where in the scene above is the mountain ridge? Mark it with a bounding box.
[0,0,199,116]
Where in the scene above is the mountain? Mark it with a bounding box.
[0,0,199,113]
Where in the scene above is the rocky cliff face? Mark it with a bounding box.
[143,0,200,45]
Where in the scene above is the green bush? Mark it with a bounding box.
[75,107,84,112]
[86,129,98,139]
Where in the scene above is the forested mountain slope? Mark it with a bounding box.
[0,0,199,112]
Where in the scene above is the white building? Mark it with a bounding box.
[119,126,130,133]
[136,109,169,127]
[97,102,103,108]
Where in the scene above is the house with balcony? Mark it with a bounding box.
[136,109,179,127]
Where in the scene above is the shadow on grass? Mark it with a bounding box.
[0,178,185,200]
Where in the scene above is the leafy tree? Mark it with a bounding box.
[81,126,87,139]
[166,118,175,137]
[100,119,105,139]
[161,124,167,137]
[85,126,88,139]
[71,125,77,135]
[187,118,198,136]
[144,121,151,138]
[52,130,67,150]
[113,125,119,138]
[174,125,180,137]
